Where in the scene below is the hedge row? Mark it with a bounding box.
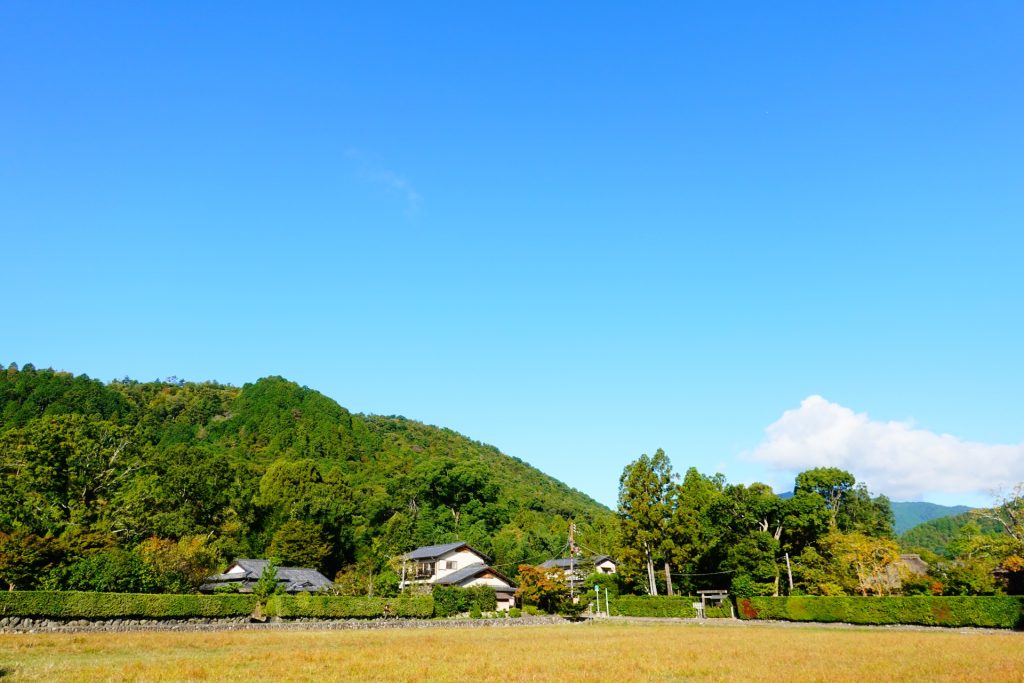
[0,591,257,619]
[610,596,697,618]
[738,596,1024,629]
[266,594,434,619]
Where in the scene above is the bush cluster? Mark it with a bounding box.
[431,585,497,618]
[703,605,732,618]
[266,594,434,619]
[0,591,257,619]
[737,596,1024,629]
[609,596,697,618]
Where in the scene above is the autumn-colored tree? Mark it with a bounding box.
[819,531,901,596]
[515,564,569,613]
[136,536,220,593]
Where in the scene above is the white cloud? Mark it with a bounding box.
[365,169,421,212]
[346,149,421,214]
[749,396,1024,501]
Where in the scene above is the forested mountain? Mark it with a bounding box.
[890,501,972,535]
[900,511,1005,557]
[0,363,615,592]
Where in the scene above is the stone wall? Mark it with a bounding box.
[0,614,565,634]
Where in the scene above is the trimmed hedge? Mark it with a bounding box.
[737,596,1024,629]
[0,591,257,619]
[265,594,434,619]
[610,596,697,618]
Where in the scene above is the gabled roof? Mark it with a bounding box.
[432,562,516,588]
[401,542,491,563]
[201,559,332,593]
[540,555,615,570]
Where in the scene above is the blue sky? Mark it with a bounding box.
[3,2,1022,508]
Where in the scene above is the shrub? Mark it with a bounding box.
[466,585,497,612]
[704,605,732,618]
[736,596,1024,629]
[432,585,496,617]
[469,603,482,619]
[62,549,161,594]
[583,572,620,599]
[266,594,433,619]
[432,585,469,617]
[559,599,588,619]
[0,591,257,619]
[609,596,698,618]
[508,607,522,618]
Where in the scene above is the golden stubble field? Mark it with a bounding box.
[1,621,1022,683]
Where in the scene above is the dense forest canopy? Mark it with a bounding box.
[0,363,615,593]
[615,453,1023,599]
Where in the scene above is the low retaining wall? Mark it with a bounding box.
[0,614,566,634]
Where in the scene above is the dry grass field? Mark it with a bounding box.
[1,621,1022,682]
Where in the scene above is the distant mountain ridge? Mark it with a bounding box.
[890,501,972,534]
[776,491,971,535]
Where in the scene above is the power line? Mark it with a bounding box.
[667,565,733,577]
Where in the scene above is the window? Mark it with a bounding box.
[443,560,457,570]
[416,561,435,579]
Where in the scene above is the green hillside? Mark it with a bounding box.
[900,511,1004,556]
[0,363,615,591]
[890,501,972,535]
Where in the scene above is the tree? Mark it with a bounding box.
[136,536,220,593]
[618,449,675,595]
[252,562,284,602]
[0,530,63,591]
[515,564,569,613]
[670,468,726,593]
[268,520,332,571]
[794,467,856,529]
[818,531,901,596]
[62,548,160,593]
[794,467,893,536]
[0,415,142,534]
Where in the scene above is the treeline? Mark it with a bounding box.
[0,363,616,594]
[615,450,1024,598]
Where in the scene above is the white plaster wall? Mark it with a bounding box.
[433,548,487,581]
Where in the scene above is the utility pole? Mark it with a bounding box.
[569,522,577,601]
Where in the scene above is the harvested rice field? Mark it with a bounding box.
[1,620,1022,682]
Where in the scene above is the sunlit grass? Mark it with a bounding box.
[1,621,1022,682]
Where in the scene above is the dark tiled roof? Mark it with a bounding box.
[433,562,516,588]
[201,559,332,593]
[402,542,491,563]
[433,562,490,585]
[540,555,615,569]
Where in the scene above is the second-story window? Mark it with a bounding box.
[416,561,435,579]
[443,560,457,570]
